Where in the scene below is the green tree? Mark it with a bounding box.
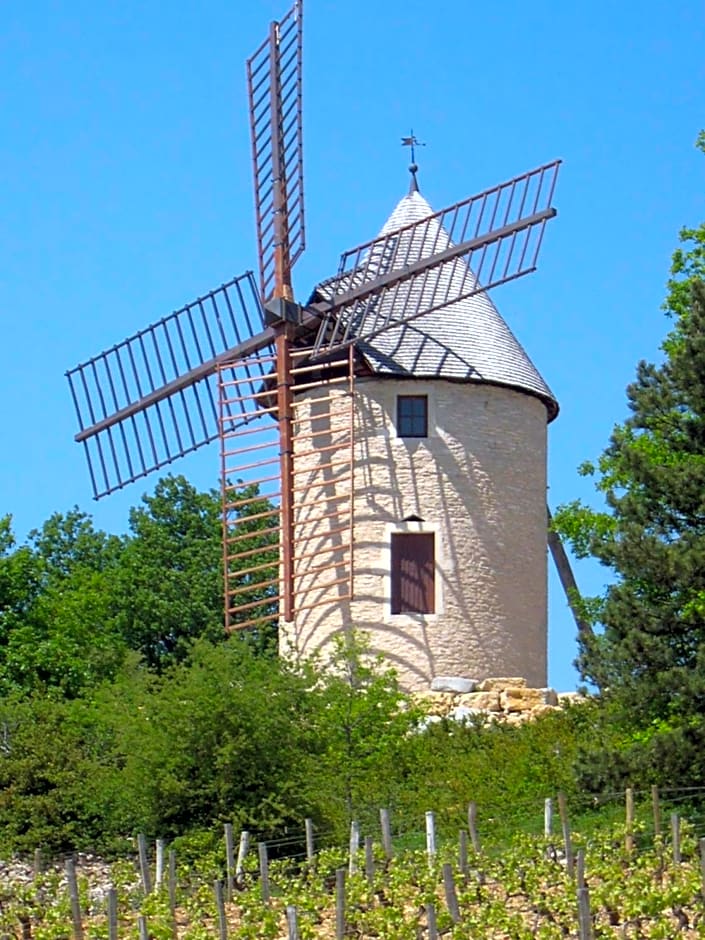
[97,637,316,840]
[0,516,41,638]
[0,692,122,854]
[28,508,123,579]
[0,476,279,693]
[0,511,126,697]
[113,476,224,670]
[553,134,705,777]
[114,475,279,669]
[297,633,419,836]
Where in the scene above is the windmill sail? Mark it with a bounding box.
[248,0,305,301]
[67,0,308,502]
[66,272,272,498]
[310,160,560,356]
[220,346,355,631]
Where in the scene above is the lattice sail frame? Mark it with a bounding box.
[65,160,559,502]
[247,0,305,302]
[312,160,560,356]
[66,272,268,498]
[220,346,354,631]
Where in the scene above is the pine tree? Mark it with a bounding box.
[554,134,705,728]
[569,281,705,719]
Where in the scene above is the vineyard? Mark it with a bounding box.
[5,790,705,939]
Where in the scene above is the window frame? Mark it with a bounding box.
[396,394,429,438]
[390,531,436,615]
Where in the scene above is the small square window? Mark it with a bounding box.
[397,395,428,437]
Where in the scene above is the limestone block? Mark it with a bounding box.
[457,691,501,712]
[557,691,586,705]
[500,687,553,713]
[448,705,484,723]
[423,692,455,716]
[410,692,438,714]
[531,704,561,719]
[431,676,478,694]
[478,677,527,692]
[540,688,559,707]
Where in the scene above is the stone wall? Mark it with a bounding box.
[412,675,584,725]
[280,376,549,692]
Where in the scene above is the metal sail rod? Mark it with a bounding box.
[270,18,291,302]
[74,327,275,443]
[276,325,295,621]
[248,0,304,303]
[325,208,554,317]
[546,506,593,642]
[269,13,296,617]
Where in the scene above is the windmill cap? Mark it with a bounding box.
[310,189,559,422]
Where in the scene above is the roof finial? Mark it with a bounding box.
[401,130,425,193]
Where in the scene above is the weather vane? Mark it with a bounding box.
[401,130,425,191]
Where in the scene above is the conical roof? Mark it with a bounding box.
[311,189,558,421]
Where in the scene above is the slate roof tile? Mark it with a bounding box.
[312,190,558,421]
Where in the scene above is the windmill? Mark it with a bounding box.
[66,0,578,688]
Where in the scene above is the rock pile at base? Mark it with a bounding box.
[412,676,584,726]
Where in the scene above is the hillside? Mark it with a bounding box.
[4,795,705,939]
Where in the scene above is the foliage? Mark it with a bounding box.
[0,510,126,697]
[4,810,705,938]
[552,132,705,792]
[662,130,705,333]
[0,618,589,856]
[0,693,122,854]
[0,474,280,695]
[292,633,421,836]
[393,701,591,847]
[0,636,313,854]
[560,278,705,715]
[113,476,225,670]
[0,515,41,644]
[100,637,315,841]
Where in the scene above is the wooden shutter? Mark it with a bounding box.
[391,533,435,614]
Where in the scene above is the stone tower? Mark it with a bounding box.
[279,182,558,692]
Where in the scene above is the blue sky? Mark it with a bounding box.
[1,0,703,690]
